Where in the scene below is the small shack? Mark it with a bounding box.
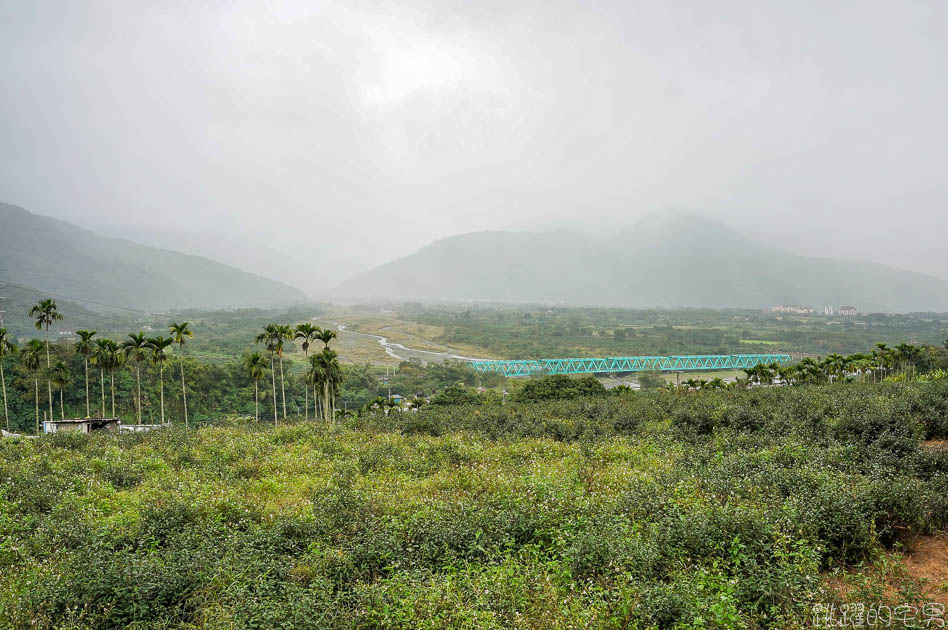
[43,418,120,434]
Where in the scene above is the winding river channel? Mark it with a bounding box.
[332,323,481,363]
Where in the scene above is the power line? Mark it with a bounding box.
[0,279,146,313]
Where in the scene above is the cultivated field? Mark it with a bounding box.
[2,381,946,628]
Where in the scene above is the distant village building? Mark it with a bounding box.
[838,305,859,317]
[770,305,815,314]
[43,418,119,434]
[823,305,835,316]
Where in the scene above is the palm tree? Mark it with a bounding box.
[316,327,337,350]
[305,355,320,419]
[29,298,63,422]
[0,328,17,430]
[122,332,153,424]
[314,327,337,419]
[168,322,193,428]
[255,324,283,425]
[777,366,795,387]
[51,360,71,419]
[295,323,322,420]
[306,354,327,419]
[74,330,97,417]
[244,352,268,421]
[19,340,45,432]
[895,343,919,377]
[276,324,294,421]
[93,339,122,417]
[873,343,891,380]
[313,348,341,421]
[823,353,845,383]
[148,336,173,425]
[797,357,822,385]
[742,366,759,386]
[91,338,110,416]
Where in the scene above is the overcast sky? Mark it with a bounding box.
[2,0,947,293]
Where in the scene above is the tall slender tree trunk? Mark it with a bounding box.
[303,350,310,420]
[99,368,106,417]
[159,363,165,424]
[110,372,116,417]
[314,384,318,419]
[254,379,259,421]
[84,358,90,417]
[279,354,287,420]
[60,388,64,420]
[1,362,8,431]
[179,348,189,429]
[44,330,53,423]
[323,380,330,421]
[269,352,278,426]
[34,377,39,433]
[136,363,142,424]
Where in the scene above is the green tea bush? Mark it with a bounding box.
[1,380,947,628]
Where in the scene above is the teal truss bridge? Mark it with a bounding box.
[468,354,793,377]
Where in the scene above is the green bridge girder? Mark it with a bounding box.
[468,354,793,377]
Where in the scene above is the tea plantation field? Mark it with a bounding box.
[2,382,947,628]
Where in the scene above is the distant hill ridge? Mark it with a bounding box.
[334,213,948,312]
[0,202,305,311]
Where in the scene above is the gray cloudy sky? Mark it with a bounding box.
[2,0,947,294]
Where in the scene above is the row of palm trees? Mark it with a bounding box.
[246,323,340,424]
[88,327,192,427]
[0,303,345,431]
[673,342,939,391]
[0,299,196,432]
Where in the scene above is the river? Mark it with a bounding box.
[332,323,481,363]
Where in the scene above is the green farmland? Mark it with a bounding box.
[2,381,947,628]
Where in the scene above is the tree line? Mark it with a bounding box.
[679,342,943,391]
[0,299,196,431]
[0,299,348,432]
[247,322,339,424]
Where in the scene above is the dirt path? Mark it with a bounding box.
[826,534,948,607]
[903,535,948,606]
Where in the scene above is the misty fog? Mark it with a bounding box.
[2,0,947,295]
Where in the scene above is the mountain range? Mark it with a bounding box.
[334,213,948,312]
[0,203,305,312]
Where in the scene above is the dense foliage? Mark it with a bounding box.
[400,304,948,359]
[2,381,946,628]
[0,339,493,432]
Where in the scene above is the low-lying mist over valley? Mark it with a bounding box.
[334,212,948,312]
[4,202,947,314]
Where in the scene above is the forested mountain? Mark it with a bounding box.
[335,213,948,312]
[0,203,306,311]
